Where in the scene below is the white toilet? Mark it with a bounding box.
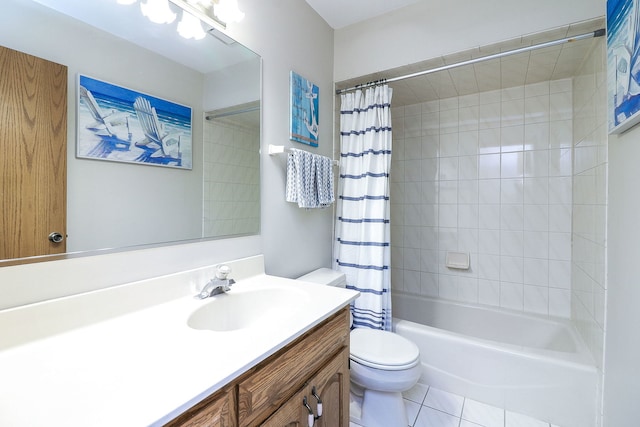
[298,268,421,427]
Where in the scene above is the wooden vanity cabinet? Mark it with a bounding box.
[165,307,350,427]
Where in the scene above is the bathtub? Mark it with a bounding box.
[392,293,598,427]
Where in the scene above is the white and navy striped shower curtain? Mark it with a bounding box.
[334,85,393,331]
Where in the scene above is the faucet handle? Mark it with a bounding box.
[216,264,232,279]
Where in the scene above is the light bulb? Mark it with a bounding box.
[214,0,244,24]
[177,11,206,40]
[140,0,177,24]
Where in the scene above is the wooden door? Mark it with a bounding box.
[0,45,67,260]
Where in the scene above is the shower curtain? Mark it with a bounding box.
[334,84,393,331]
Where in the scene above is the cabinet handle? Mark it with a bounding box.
[311,386,323,417]
[303,396,315,427]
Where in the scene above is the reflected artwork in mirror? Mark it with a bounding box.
[0,0,261,266]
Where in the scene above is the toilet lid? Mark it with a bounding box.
[350,328,420,371]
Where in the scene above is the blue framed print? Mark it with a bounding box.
[77,74,192,169]
[290,71,319,147]
[608,0,640,133]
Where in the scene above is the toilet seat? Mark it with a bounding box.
[350,328,420,371]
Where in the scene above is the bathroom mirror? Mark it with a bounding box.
[0,0,261,266]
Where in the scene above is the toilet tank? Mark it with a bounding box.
[297,268,347,288]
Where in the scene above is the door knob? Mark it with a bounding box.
[48,232,64,243]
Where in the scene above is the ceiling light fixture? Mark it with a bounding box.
[212,0,244,24]
[140,0,177,24]
[177,10,207,40]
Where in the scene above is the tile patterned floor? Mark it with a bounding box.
[350,382,561,427]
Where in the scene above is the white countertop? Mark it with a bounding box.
[0,265,358,426]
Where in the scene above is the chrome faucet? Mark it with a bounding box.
[197,265,235,299]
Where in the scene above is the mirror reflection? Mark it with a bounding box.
[0,0,261,265]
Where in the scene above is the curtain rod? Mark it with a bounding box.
[335,29,606,95]
[205,105,260,120]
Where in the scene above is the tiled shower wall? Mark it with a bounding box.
[390,79,574,317]
[203,118,260,238]
[571,38,607,371]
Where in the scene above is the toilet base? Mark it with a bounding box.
[360,389,409,427]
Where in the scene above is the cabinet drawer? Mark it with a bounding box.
[164,384,236,427]
[237,307,349,426]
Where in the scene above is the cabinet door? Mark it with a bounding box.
[261,348,350,427]
[309,348,349,427]
[164,385,236,427]
[238,309,349,426]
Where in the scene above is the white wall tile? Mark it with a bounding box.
[524,284,549,315]
[501,152,524,178]
[549,260,571,289]
[501,205,524,230]
[549,119,573,148]
[478,254,500,280]
[525,94,550,124]
[440,157,460,181]
[501,125,524,152]
[501,99,525,127]
[524,204,549,231]
[524,258,549,286]
[549,232,572,261]
[524,150,549,177]
[479,279,501,307]
[549,288,571,317]
[439,274,458,299]
[392,78,578,319]
[479,153,501,179]
[479,127,501,153]
[478,229,501,255]
[479,204,501,230]
[500,256,524,283]
[459,156,479,180]
[440,133,459,157]
[479,102,501,129]
[458,179,479,204]
[524,231,549,258]
[523,177,549,205]
[421,272,439,296]
[459,131,479,155]
[501,178,524,204]
[439,181,458,203]
[479,179,501,204]
[500,281,524,310]
[524,122,550,151]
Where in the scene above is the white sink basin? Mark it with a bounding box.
[187,286,309,332]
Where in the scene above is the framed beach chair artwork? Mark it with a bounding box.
[76,74,192,169]
[608,0,640,134]
[290,71,319,147]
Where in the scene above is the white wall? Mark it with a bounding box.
[226,0,336,279]
[604,115,640,423]
[334,0,604,82]
[0,0,334,307]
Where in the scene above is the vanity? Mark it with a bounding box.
[0,256,358,426]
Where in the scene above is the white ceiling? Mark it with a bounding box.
[304,0,421,29]
[335,18,605,106]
